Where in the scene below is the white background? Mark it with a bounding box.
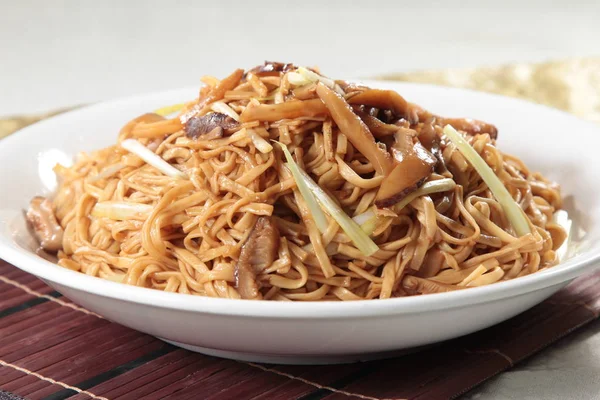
[2,1,600,399]
[1,0,600,116]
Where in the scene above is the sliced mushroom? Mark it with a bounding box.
[352,107,399,138]
[184,112,239,139]
[375,129,436,207]
[235,260,261,300]
[248,61,295,76]
[26,196,64,252]
[418,118,450,175]
[347,89,413,122]
[416,248,446,278]
[240,98,328,122]
[335,80,369,94]
[235,216,280,300]
[316,83,393,176]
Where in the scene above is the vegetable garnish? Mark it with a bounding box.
[88,163,125,183]
[392,178,456,212]
[154,103,185,116]
[120,139,187,179]
[296,168,379,256]
[443,125,531,237]
[286,71,312,87]
[275,141,379,256]
[91,201,152,220]
[246,129,273,154]
[276,141,329,233]
[352,208,378,235]
[287,66,345,95]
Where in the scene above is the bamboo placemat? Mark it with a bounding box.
[2,261,600,400]
[1,57,600,399]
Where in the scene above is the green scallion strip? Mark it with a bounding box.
[296,168,379,256]
[393,178,456,212]
[443,125,531,237]
[276,142,329,233]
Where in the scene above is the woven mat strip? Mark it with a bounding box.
[2,260,600,400]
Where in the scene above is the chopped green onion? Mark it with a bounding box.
[352,208,378,235]
[246,129,273,154]
[296,168,379,256]
[443,125,531,237]
[297,67,344,94]
[361,218,378,236]
[121,139,186,179]
[298,67,328,84]
[276,142,329,233]
[287,72,312,86]
[91,201,152,220]
[552,210,572,262]
[393,178,456,212]
[88,163,125,183]
[287,67,345,95]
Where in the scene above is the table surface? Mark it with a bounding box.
[2,1,600,399]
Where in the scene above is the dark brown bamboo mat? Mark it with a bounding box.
[1,260,600,400]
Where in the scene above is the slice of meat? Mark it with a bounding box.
[248,61,295,76]
[184,112,239,139]
[235,217,280,300]
[26,196,64,252]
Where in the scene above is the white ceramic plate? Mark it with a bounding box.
[1,81,599,364]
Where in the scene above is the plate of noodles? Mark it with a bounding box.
[1,62,599,364]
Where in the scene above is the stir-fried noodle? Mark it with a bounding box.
[27,62,567,300]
